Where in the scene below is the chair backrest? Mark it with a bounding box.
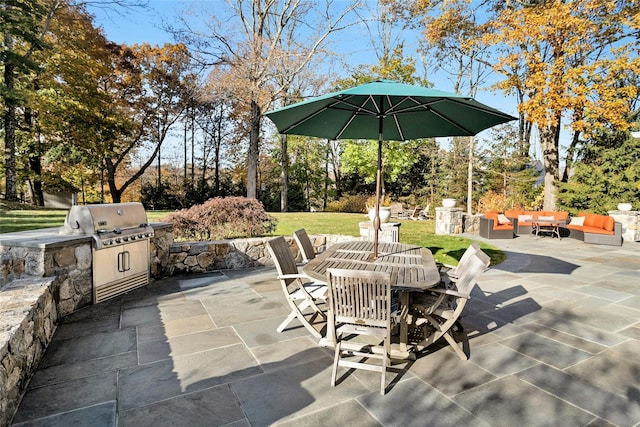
[326,268,392,329]
[453,250,490,297]
[293,229,316,263]
[450,242,481,276]
[266,236,298,284]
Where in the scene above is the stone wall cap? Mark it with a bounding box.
[0,227,91,249]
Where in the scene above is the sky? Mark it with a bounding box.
[87,0,526,152]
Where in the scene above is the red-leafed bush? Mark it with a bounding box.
[161,197,277,241]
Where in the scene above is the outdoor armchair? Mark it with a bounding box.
[266,236,327,339]
[326,268,393,395]
[411,249,490,360]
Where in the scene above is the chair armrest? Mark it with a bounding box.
[278,273,308,280]
[429,287,469,299]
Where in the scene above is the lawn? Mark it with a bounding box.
[0,205,504,266]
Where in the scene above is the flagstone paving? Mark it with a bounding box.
[9,234,640,426]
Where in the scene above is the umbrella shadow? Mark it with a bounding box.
[491,250,580,274]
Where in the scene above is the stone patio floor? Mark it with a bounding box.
[9,233,640,426]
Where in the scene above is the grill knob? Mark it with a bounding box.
[123,236,129,242]
[102,240,110,246]
[130,235,136,240]
[115,238,121,243]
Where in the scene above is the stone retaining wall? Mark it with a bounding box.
[150,223,173,278]
[0,277,56,427]
[0,241,92,317]
[170,233,353,274]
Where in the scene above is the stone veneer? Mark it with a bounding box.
[0,277,56,426]
[608,210,640,242]
[435,207,465,235]
[170,233,352,274]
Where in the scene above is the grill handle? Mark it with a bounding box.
[118,251,131,272]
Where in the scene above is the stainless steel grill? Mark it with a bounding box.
[60,202,154,303]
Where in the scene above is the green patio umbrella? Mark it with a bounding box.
[265,80,517,256]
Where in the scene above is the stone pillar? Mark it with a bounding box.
[608,210,640,241]
[436,207,464,235]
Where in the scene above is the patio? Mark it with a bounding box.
[10,234,640,426]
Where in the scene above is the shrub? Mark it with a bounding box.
[326,194,369,213]
[476,191,513,213]
[161,197,277,241]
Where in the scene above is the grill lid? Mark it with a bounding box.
[59,203,154,248]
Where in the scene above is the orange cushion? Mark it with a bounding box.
[505,210,523,219]
[485,212,499,222]
[575,213,615,232]
[493,224,514,231]
[581,225,614,235]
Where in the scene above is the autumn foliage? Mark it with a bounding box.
[162,197,277,241]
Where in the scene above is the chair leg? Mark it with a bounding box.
[380,349,388,395]
[276,311,298,333]
[443,331,468,360]
[331,342,341,387]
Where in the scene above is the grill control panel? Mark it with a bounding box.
[100,231,153,248]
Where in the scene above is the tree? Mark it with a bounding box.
[170,0,360,200]
[477,123,541,210]
[101,43,196,202]
[1,0,48,200]
[28,1,116,205]
[487,0,639,209]
[417,0,494,215]
[558,126,640,214]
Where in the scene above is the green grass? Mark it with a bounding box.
[0,206,505,266]
[269,212,505,266]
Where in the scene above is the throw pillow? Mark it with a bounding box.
[497,214,511,225]
[518,214,533,222]
[569,216,585,226]
[538,215,555,221]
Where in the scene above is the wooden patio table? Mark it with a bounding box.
[303,240,441,359]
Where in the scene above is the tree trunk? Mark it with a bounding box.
[26,118,44,206]
[280,134,288,212]
[539,124,560,210]
[104,158,122,203]
[247,99,261,199]
[562,130,580,182]
[4,34,18,201]
[183,119,188,182]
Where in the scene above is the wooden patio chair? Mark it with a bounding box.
[409,204,432,220]
[293,228,316,263]
[441,242,481,284]
[411,250,490,360]
[326,268,392,395]
[266,236,327,339]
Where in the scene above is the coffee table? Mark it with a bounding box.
[532,219,565,239]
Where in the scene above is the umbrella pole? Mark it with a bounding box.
[373,113,384,258]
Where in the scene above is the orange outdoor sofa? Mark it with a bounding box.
[497,209,622,246]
